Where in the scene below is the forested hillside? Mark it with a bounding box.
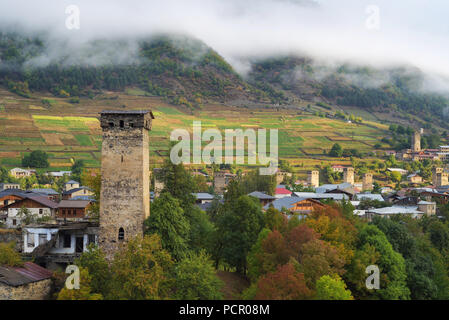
[1,31,449,129]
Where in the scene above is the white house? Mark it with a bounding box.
[1,195,57,228]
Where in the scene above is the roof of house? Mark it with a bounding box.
[191,193,214,200]
[63,186,91,195]
[264,196,323,211]
[101,110,154,118]
[248,191,276,200]
[275,188,292,195]
[58,200,91,209]
[0,262,53,287]
[25,195,59,209]
[315,183,353,193]
[65,180,79,185]
[418,201,436,205]
[367,206,423,215]
[71,195,95,201]
[29,188,59,196]
[0,189,28,198]
[293,192,349,201]
[355,194,385,202]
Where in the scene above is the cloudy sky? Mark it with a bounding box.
[0,0,448,81]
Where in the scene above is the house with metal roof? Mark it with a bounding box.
[263,196,328,215]
[366,205,424,220]
[191,193,215,204]
[355,193,385,202]
[0,262,53,300]
[248,191,276,206]
[293,192,349,201]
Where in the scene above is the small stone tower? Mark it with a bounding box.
[412,130,421,152]
[343,167,355,185]
[307,170,319,188]
[362,173,373,191]
[99,110,154,259]
[433,168,448,187]
[214,172,227,194]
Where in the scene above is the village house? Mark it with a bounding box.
[28,188,60,201]
[365,206,424,220]
[1,195,58,228]
[0,262,53,300]
[293,192,349,202]
[62,186,93,200]
[264,197,328,216]
[0,189,27,210]
[23,222,98,266]
[56,200,92,221]
[248,191,276,206]
[407,173,423,184]
[275,186,292,199]
[331,165,345,173]
[417,201,437,216]
[191,193,214,205]
[9,168,35,179]
[0,183,20,191]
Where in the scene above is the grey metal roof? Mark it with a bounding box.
[316,183,353,193]
[65,180,79,185]
[264,196,309,211]
[355,194,385,202]
[29,188,59,196]
[293,192,349,201]
[58,200,92,208]
[191,193,214,200]
[248,191,276,200]
[367,206,423,215]
[63,186,92,195]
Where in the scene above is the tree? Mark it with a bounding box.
[109,235,173,300]
[57,267,103,300]
[81,169,100,218]
[144,193,190,261]
[215,195,264,274]
[75,244,112,297]
[254,263,313,300]
[172,251,224,300]
[329,143,343,157]
[71,160,85,182]
[0,242,23,267]
[22,150,49,168]
[428,221,449,252]
[315,275,353,300]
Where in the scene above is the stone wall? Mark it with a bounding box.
[0,279,52,300]
[0,229,23,252]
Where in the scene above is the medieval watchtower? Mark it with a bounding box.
[308,170,319,188]
[99,110,154,259]
[343,167,355,185]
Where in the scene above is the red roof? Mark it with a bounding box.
[332,165,345,168]
[275,188,292,195]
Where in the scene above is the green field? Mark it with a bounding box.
[0,89,389,174]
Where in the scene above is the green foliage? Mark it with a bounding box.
[57,267,103,300]
[22,150,49,168]
[0,242,23,267]
[145,192,190,261]
[172,251,224,300]
[315,274,353,300]
[329,143,343,157]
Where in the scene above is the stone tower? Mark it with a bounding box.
[214,172,227,194]
[99,110,154,259]
[307,170,319,188]
[343,167,355,185]
[433,168,448,187]
[362,173,373,191]
[412,130,421,152]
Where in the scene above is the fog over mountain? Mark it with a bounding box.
[0,0,448,93]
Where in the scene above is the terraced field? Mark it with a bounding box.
[0,88,389,175]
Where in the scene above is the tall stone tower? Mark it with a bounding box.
[152,168,165,198]
[343,167,355,185]
[307,170,319,188]
[433,167,444,186]
[412,130,421,152]
[214,172,227,194]
[99,110,154,259]
[362,173,373,191]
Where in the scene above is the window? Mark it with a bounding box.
[121,155,124,163]
[118,228,125,241]
[88,234,96,245]
[27,232,35,248]
[39,234,47,245]
[120,120,124,128]
[3,200,8,206]
[39,209,43,215]
[12,219,16,226]
[63,234,71,248]
[129,122,134,128]
[109,122,114,128]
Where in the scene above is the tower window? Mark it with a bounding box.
[120,120,124,128]
[129,122,134,128]
[118,228,125,241]
[121,155,124,163]
[109,122,114,128]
